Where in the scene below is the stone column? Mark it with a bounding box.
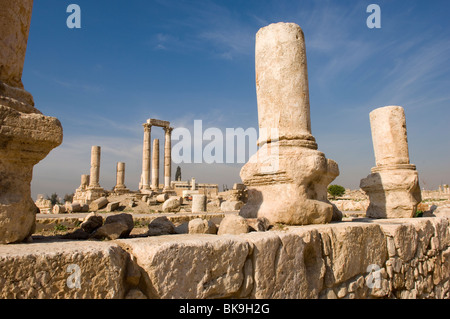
[192,194,207,213]
[141,124,151,191]
[0,0,63,244]
[151,139,160,190]
[80,174,90,190]
[255,22,316,149]
[360,106,421,218]
[163,127,173,191]
[114,162,129,193]
[191,177,196,191]
[239,22,340,225]
[370,106,410,167]
[89,146,101,188]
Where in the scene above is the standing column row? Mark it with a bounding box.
[140,122,173,193]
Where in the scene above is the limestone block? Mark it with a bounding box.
[317,223,387,287]
[89,197,108,211]
[246,217,271,232]
[105,201,120,212]
[91,223,130,241]
[377,222,418,262]
[104,213,134,237]
[147,216,176,236]
[116,235,250,299]
[360,169,421,218]
[220,200,244,212]
[218,215,249,235]
[0,240,128,298]
[188,218,217,234]
[162,197,181,213]
[80,213,103,233]
[244,227,325,298]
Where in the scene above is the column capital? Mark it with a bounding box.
[143,123,152,132]
[164,126,174,134]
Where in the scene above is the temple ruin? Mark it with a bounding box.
[140,119,173,193]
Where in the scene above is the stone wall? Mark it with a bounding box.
[0,216,448,299]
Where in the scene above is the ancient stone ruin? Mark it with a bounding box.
[140,119,173,193]
[0,2,449,300]
[360,106,422,218]
[239,22,340,225]
[0,0,63,244]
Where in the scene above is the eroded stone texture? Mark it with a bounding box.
[117,235,250,299]
[0,0,63,244]
[240,22,339,225]
[0,240,128,298]
[360,106,421,219]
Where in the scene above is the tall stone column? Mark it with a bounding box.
[240,22,340,225]
[114,162,129,193]
[163,127,173,191]
[151,139,160,190]
[141,124,152,192]
[360,106,421,218]
[89,146,101,188]
[0,0,63,244]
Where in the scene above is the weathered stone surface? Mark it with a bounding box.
[0,0,63,244]
[117,235,249,299]
[80,212,103,233]
[0,240,128,298]
[360,106,421,219]
[244,228,325,298]
[220,200,244,212]
[52,204,66,214]
[247,217,271,232]
[162,197,181,213]
[89,197,108,211]
[192,194,207,213]
[188,218,217,234]
[147,216,176,236]
[156,193,168,203]
[105,201,120,212]
[239,22,340,226]
[104,213,134,238]
[91,223,130,241]
[218,215,249,235]
[317,223,387,286]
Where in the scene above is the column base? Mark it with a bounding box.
[360,167,422,219]
[239,141,340,225]
[0,104,63,244]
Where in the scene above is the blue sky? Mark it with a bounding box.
[24,0,450,199]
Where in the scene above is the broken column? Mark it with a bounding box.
[163,127,173,191]
[360,105,421,218]
[152,139,160,190]
[141,123,152,192]
[192,194,207,213]
[239,22,340,225]
[114,162,129,193]
[0,0,63,243]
